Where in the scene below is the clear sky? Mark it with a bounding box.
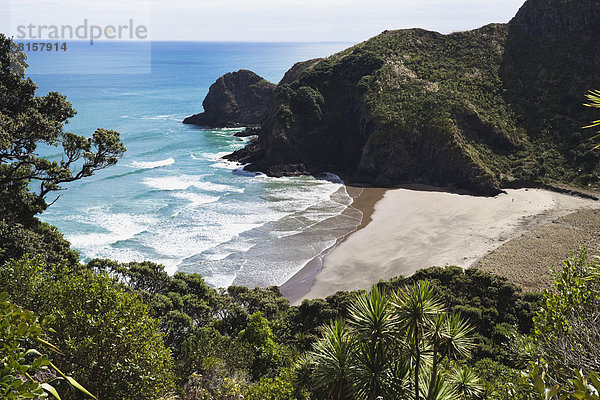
[4,0,527,42]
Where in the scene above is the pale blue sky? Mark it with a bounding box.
[4,0,527,42]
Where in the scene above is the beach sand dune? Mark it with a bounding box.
[299,186,599,300]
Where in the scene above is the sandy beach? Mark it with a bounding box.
[284,185,600,302]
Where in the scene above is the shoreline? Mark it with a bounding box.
[282,184,600,303]
[280,186,387,303]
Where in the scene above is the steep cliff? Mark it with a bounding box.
[226,0,600,194]
[500,0,600,185]
[183,70,275,127]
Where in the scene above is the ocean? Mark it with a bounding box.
[28,41,361,288]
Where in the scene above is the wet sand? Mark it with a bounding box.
[280,186,386,303]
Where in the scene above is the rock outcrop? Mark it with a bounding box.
[183,70,275,128]
[225,0,600,194]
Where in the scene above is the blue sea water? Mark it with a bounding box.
[28,41,362,288]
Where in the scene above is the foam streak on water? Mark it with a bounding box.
[60,138,357,286]
[41,126,360,286]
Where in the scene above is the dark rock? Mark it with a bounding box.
[223,142,263,165]
[509,0,600,39]
[183,70,275,128]
[233,127,261,137]
[501,0,600,153]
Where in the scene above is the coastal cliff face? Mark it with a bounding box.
[183,70,275,127]
[226,0,600,194]
[501,0,600,185]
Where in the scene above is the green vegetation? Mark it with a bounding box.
[1,258,176,399]
[528,249,600,384]
[73,258,543,399]
[3,3,600,397]
[0,292,96,400]
[301,283,479,400]
[1,225,597,398]
[584,90,600,149]
[0,33,125,266]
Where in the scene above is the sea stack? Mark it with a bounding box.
[183,69,275,128]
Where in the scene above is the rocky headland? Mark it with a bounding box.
[183,69,275,128]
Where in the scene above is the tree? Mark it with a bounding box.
[449,366,483,400]
[244,368,310,400]
[0,218,78,266]
[304,283,479,400]
[310,319,354,400]
[0,34,125,222]
[394,281,446,400]
[532,248,600,384]
[1,257,176,400]
[236,312,283,380]
[348,285,407,400]
[0,292,96,400]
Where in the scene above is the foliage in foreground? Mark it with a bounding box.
[0,292,96,400]
[80,256,542,399]
[2,249,597,400]
[1,258,176,400]
[533,249,600,382]
[584,89,600,149]
[301,282,481,400]
[509,249,600,400]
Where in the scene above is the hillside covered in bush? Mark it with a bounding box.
[226,0,600,195]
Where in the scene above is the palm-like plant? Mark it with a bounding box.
[348,285,398,347]
[419,312,474,400]
[449,366,483,399]
[348,285,409,399]
[438,313,475,362]
[584,89,600,149]
[304,282,478,400]
[419,367,457,400]
[293,353,315,393]
[393,281,445,400]
[311,318,354,400]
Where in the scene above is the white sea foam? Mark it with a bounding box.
[318,172,345,184]
[58,158,355,289]
[194,152,241,170]
[143,175,244,193]
[130,158,175,169]
[206,274,238,290]
[139,114,182,121]
[233,165,266,177]
[67,208,158,249]
[200,152,231,161]
[211,160,239,170]
[172,192,220,207]
[62,174,359,288]
[141,221,262,261]
[204,252,233,261]
[206,128,246,132]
